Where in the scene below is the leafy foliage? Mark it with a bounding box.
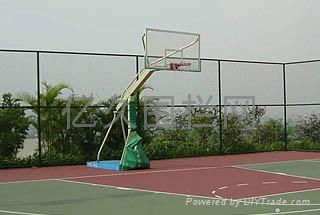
[0,93,30,159]
[3,81,320,167]
[295,113,320,143]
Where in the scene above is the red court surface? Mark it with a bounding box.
[1,151,320,199]
[67,166,320,199]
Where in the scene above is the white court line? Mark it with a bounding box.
[236,158,320,167]
[292,181,308,184]
[0,167,225,185]
[0,209,48,215]
[0,179,53,185]
[1,157,319,185]
[247,207,320,215]
[31,157,320,181]
[300,159,320,163]
[56,178,320,206]
[218,186,228,190]
[236,187,320,201]
[262,182,277,185]
[60,166,227,180]
[233,165,320,181]
[277,172,288,176]
[54,178,219,200]
[237,183,249,186]
[116,187,131,190]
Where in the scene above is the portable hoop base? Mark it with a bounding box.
[87,160,122,171]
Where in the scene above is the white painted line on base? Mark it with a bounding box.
[0,209,49,215]
[214,195,223,199]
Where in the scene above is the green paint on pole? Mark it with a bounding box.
[121,96,150,170]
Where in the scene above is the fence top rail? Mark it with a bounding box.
[0,48,283,65]
[0,49,141,58]
[1,48,319,65]
[285,59,320,65]
[201,58,283,65]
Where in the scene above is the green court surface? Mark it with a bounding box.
[0,179,320,215]
[241,159,320,180]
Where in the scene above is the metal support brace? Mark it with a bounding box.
[120,115,127,142]
[97,111,117,162]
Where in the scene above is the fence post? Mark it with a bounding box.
[283,63,288,151]
[218,60,223,154]
[36,52,42,166]
[135,56,140,130]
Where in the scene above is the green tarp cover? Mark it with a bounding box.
[121,131,150,170]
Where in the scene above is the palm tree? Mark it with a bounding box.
[20,81,73,157]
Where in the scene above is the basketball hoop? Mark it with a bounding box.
[169,63,192,70]
[144,28,200,72]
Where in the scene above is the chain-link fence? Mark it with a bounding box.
[1,49,319,167]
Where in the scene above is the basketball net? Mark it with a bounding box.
[169,63,192,71]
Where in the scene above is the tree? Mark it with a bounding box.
[20,82,129,161]
[20,81,73,157]
[221,112,246,152]
[0,93,30,159]
[296,113,320,143]
[258,118,283,145]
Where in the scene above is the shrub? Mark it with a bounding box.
[295,113,320,143]
[0,93,30,160]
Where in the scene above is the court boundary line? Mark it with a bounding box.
[235,158,320,167]
[236,187,320,200]
[0,166,227,185]
[0,157,319,185]
[300,160,320,163]
[54,178,221,200]
[0,179,53,185]
[60,166,227,180]
[1,179,319,215]
[51,157,320,182]
[246,207,320,215]
[56,179,320,206]
[233,165,320,181]
[0,209,49,215]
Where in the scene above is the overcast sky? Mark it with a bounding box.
[1,0,320,120]
[1,0,320,62]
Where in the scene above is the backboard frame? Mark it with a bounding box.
[144,28,201,72]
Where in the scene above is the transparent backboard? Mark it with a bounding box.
[144,28,201,72]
